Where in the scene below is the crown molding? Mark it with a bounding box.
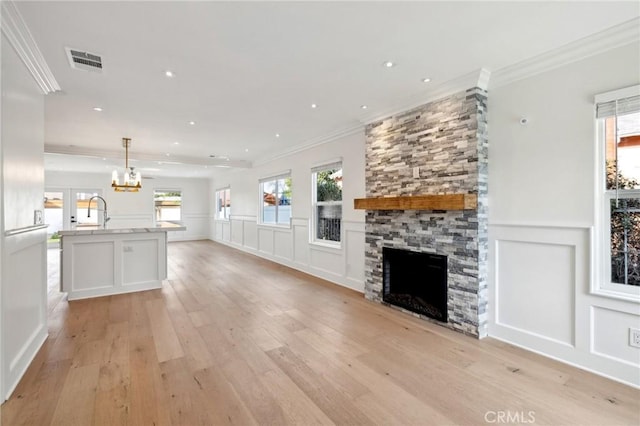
[44,144,252,169]
[251,68,492,168]
[358,68,491,125]
[490,17,640,90]
[1,1,61,94]
[252,124,364,167]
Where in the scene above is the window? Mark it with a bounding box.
[216,187,231,220]
[595,86,640,297]
[312,162,342,245]
[259,173,291,225]
[154,189,182,222]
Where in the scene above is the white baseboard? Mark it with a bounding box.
[4,326,47,401]
[213,237,364,294]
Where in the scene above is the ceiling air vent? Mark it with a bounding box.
[65,47,103,73]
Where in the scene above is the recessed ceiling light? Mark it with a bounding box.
[165,70,174,78]
[188,121,196,125]
[173,141,180,145]
[245,148,249,152]
[383,61,395,68]
[360,105,368,110]
[311,103,318,109]
[165,153,171,157]
[422,78,431,83]
[93,107,103,112]
[275,133,280,138]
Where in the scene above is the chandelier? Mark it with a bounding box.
[111,137,141,192]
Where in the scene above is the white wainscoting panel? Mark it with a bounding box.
[168,214,209,242]
[231,219,243,245]
[2,228,48,400]
[345,221,366,285]
[212,220,230,243]
[71,241,115,290]
[182,214,210,241]
[293,220,309,266]
[309,245,343,278]
[274,229,293,261]
[123,238,159,285]
[243,219,258,250]
[592,306,640,366]
[496,239,575,346]
[213,215,365,293]
[489,223,640,388]
[258,227,275,254]
[215,221,224,241]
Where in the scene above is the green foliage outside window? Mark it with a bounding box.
[607,160,640,286]
[316,170,342,202]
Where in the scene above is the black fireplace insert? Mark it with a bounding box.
[382,247,448,322]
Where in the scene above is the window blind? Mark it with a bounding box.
[596,94,640,118]
[259,171,290,183]
[311,161,342,173]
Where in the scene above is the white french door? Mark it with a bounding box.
[44,188,103,232]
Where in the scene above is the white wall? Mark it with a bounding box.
[45,172,211,242]
[488,42,640,387]
[211,131,366,292]
[1,34,48,400]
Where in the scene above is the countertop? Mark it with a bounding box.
[58,221,186,236]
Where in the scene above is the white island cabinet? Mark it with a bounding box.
[58,222,186,300]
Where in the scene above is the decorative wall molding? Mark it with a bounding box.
[213,215,365,293]
[489,223,640,388]
[490,17,640,90]
[1,1,61,94]
[2,228,48,399]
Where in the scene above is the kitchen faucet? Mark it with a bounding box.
[87,195,111,228]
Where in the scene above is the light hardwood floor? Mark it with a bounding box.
[1,240,638,425]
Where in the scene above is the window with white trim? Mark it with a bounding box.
[595,85,640,296]
[259,173,291,226]
[216,187,231,220]
[154,189,182,222]
[312,162,342,245]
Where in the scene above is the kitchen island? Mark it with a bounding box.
[59,222,186,300]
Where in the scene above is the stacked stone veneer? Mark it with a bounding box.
[364,87,488,337]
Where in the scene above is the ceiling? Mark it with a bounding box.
[14,1,640,178]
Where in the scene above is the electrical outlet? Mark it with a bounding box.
[630,328,640,348]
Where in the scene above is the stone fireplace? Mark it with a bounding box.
[363,87,488,338]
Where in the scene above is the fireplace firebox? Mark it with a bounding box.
[382,247,448,322]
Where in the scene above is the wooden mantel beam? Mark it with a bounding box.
[353,194,477,211]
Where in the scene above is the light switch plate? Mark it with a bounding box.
[413,167,420,179]
[34,209,43,225]
[630,328,640,348]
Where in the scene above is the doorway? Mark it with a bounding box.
[44,188,103,242]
